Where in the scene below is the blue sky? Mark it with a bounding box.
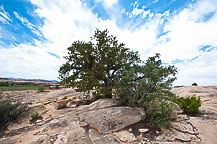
[0,0,217,85]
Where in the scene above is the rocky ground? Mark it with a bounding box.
[0,86,217,144]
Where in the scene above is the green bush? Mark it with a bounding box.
[38,85,46,92]
[140,91,176,128]
[175,96,201,115]
[192,83,197,86]
[114,53,177,128]
[62,96,68,100]
[30,112,40,121]
[0,93,28,129]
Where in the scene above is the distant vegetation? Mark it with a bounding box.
[192,82,198,86]
[0,81,49,91]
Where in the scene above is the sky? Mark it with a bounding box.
[0,0,217,86]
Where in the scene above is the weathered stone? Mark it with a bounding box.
[89,129,120,144]
[138,128,149,133]
[56,99,70,106]
[48,118,68,129]
[54,127,86,144]
[80,121,88,127]
[77,98,118,114]
[171,121,198,135]
[173,129,191,142]
[66,102,76,108]
[113,130,137,142]
[79,106,142,134]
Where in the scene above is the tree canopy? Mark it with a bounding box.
[59,29,140,98]
[59,29,178,128]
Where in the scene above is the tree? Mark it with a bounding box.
[115,53,177,106]
[59,29,140,99]
[192,82,197,86]
[114,53,177,128]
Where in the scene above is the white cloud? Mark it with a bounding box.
[151,0,217,62]
[0,5,11,24]
[1,0,217,85]
[1,0,100,80]
[13,11,41,37]
[95,0,118,8]
[174,49,217,86]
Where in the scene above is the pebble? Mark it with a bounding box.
[139,128,149,133]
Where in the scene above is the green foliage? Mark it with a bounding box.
[114,54,177,128]
[0,93,28,129]
[38,85,46,92]
[0,82,31,87]
[141,91,176,128]
[115,53,177,107]
[31,112,40,121]
[59,29,140,99]
[58,29,178,128]
[192,83,197,86]
[63,96,68,100]
[0,82,10,87]
[175,96,201,115]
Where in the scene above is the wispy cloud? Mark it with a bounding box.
[0,0,217,85]
[0,5,11,24]
[13,11,41,37]
[95,0,118,8]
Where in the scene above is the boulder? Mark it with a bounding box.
[77,98,118,114]
[79,106,142,134]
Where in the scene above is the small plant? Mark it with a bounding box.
[31,112,40,121]
[38,85,46,92]
[192,83,197,86]
[56,104,67,110]
[141,91,176,128]
[175,96,201,115]
[62,96,68,100]
[0,93,28,129]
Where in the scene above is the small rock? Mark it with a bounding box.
[113,130,136,142]
[80,121,88,127]
[129,128,132,132]
[56,99,70,106]
[36,119,42,123]
[66,102,76,108]
[139,128,149,133]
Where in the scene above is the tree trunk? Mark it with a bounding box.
[104,86,112,98]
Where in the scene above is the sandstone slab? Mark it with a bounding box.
[79,106,142,134]
[77,98,118,114]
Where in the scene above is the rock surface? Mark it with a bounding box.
[0,86,217,144]
[79,105,142,134]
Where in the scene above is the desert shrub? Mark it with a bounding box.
[175,96,201,115]
[31,112,40,121]
[38,85,46,92]
[140,91,177,128]
[56,104,67,110]
[0,93,28,129]
[62,96,68,100]
[114,54,177,128]
[192,83,197,86]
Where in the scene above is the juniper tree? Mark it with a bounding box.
[59,29,140,99]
